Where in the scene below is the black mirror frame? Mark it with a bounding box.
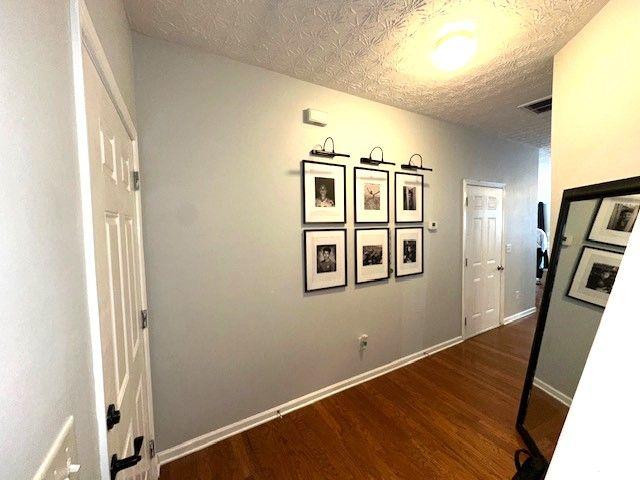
[516,175,640,460]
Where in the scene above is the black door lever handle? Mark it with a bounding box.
[110,436,144,480]
[106,404,121,430]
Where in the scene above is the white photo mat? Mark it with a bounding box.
[355,228,389,284]
[302,160,346,224]
[588,194,640,247]
[304,229,346,292]
[354,167,389,223]
[395,227,423,277]
[567,247,623,308]
[395,172,423,223]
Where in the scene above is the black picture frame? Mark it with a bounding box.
[394,172,424,223]
[354,227,390,285]
[302,160,347,224]
[565,245,623,308]
[516,175,640,461]
[303,229,347,293]
[395,227,424,278]
[353,166,390,224]
[585,197,604,244]
[585,195,640,247]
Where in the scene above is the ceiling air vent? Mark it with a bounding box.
[518,96,552,114]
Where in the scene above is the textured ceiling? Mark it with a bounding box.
[124,0,608,148]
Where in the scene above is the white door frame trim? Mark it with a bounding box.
[461,179,507,340]
[70,2,158,478]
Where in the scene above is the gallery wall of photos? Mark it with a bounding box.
[302,156,428,292]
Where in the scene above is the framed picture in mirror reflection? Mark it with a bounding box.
[567,246,623,308]
[588,194,640,247]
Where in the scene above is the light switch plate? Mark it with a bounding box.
[33,416,80,480]
[506,243,512,253]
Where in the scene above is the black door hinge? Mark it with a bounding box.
[149,439,156,458]
[464,317,467,326]
[141,309,148,329]
[133,171,140,191]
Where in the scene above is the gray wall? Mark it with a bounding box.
[0,1,135,478]
[132,33,539,452]
[535,199,623,398]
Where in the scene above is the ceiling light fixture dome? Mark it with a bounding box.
[431,24,478,72]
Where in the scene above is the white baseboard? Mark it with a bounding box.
[157,335,463,466]
[533,377,573,407]
[503,306,537,325]
[465,322,499,340]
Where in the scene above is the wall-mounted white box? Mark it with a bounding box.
[303,108,328,126]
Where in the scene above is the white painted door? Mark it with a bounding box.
[83,46,152,480]
[464,184,504,338]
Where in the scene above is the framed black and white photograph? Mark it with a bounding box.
[354,167,389,223]
[395,172,424,223]
[302,160,346,224]
[304,229,347,292]
[567,246,623,308]
[395,227,423,277]
[355,228,389,284]
[587,194,640,247]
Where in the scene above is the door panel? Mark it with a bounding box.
[124,217,141,358]
[464,184,504,338]
[104,211,129,405]
[83,46,151,479]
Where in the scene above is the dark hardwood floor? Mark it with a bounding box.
[161,311,540,479]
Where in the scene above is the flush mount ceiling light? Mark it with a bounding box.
[431,24,478,72]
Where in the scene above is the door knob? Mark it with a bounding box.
[106,404,121,430]
[497,265,505,271]
[110,436,144,480]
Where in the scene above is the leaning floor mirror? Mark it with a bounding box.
[516,176,640,464]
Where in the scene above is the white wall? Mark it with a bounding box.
[0,1,135,478]
[550,0,640,237]
[132,33,539,453]
[547,0,640,477]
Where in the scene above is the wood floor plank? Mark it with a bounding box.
[161,313,541,479]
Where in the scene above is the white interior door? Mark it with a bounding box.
[83,45,152,480]
[464,184,504,339]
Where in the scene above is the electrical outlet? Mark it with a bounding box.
[515,290,521,299]
[358,334,368,351]
[506,243,513,253]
